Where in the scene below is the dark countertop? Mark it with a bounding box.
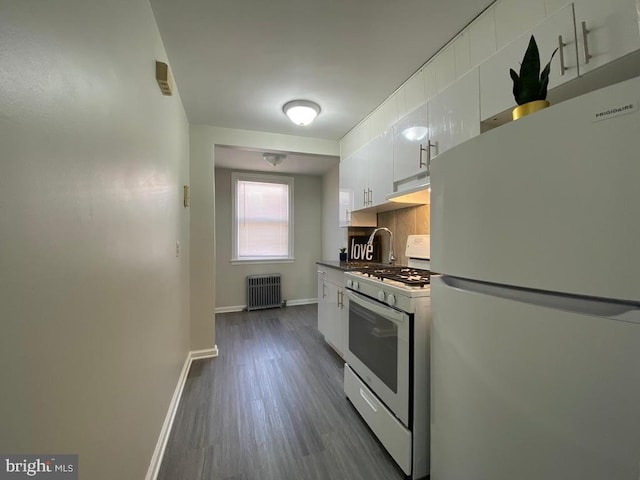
[315,260,397,272]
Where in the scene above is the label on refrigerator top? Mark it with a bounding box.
[592,101,637,123]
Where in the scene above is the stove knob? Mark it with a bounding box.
[378,290,386,302]
[386,294,396,307]
[353,281,359,290]
[346,279,353,288]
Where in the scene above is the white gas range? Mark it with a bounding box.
[345,266,430,312]
[343,235,431,479]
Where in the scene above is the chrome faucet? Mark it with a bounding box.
[367,227,396,264]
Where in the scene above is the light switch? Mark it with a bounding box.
[176,241,180,257]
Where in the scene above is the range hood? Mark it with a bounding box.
[386,183,430,205]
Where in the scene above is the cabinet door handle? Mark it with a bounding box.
[558,35,566,75]
[420,141,437,170]
[581,21,591,64]
[323,283,327,299]
[367,188,372,206]
[363,189,367,205]
[426,140,436,174]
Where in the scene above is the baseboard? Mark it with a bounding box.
[285,298,318,306]
[215,299,317,313]
[214,305,245,314]
[190,346,219,359]
[145,345,219,480]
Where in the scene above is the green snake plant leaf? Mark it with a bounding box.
[518,36,541,104]
[510,69,521,104]
[510,35,558,105]
[538,48,558,100]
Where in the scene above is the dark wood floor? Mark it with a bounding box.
[158,304,405,480]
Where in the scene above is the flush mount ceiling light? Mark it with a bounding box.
[263,152,286,167]
[283,100,321,126]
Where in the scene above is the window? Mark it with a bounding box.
[231,172,294,263]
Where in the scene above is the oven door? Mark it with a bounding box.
[344,289,411,426]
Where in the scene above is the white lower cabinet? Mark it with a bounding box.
[480,3,579,121]
[429,68,480,159]
[317,268,348,355]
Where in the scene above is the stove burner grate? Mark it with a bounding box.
[362,267,431,287]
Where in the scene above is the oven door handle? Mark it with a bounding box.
[345,290,406,325]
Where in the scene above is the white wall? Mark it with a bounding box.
[189,125,338,332]
[322,164,347,260]
[189,126,217,349]
[214,168,322,308]
[0,1,190,479]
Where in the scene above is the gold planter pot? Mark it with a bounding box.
[512,100,550,120]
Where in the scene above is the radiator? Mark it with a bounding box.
[246,274,282,311]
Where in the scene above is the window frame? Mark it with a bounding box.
[231,171,295,264]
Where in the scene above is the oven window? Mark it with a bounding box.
[348,300,398,392]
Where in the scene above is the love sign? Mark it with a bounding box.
[348,235,381,262]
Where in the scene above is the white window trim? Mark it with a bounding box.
[231,171,294,263]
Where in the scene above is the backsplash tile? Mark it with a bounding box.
[378,205,430,265]
[346,204,429,266]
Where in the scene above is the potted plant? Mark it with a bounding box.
[339,247,348,262]
[510,35,557,120]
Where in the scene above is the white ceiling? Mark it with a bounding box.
[149,0,494,141]
[214,145,339,175]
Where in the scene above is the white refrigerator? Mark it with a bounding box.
[429,75,640,480]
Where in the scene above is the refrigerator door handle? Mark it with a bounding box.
[441,275,640,324]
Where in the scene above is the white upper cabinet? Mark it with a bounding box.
[392,103,429,184]
[544,0,572,15]
[573,0,640,75]
[469,5,498,68]
[429,68,480,159]
[367,131,394,206]
[340,131,393,217]
[494,0,547,50]
[423,61,437,101]
[339,150,364,218]
[340,0,640,193]
[395,84,409,121]
[340,148,375,226]
[433,44,457,93]
[382,96,399,132]
[480,3,579,121]
[404,70,426,113]
[454,31,471,77]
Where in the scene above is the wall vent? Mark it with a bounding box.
[246,274,282,311]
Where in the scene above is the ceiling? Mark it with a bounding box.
[214,146,339,175]
[149,0,494,141]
